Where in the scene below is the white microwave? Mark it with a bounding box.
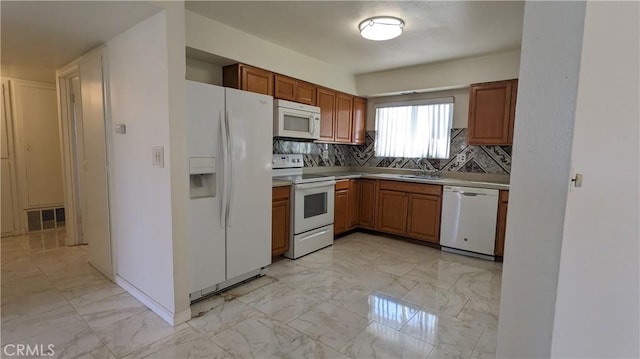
[274,99,321,140]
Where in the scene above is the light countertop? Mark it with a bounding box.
[329,172,510,190]
[272,179,292,187]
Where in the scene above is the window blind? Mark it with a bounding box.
[374,99,453,159]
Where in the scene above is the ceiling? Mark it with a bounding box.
[1,1,524,82]
[185,1,524,75]
[1,1,161,82]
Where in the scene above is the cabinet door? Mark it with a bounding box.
[335,93,353,143]
[467,80,515,145]
[296,81,317,106]
[407,193,441,243]
[240,65,273,96]
[316,88,336,142]
[376,190,408,235]
[359,179,377,229]
[347,180,360,229]
[272,187,290,256]
[334,189,349,234]
[508,79,518,143]
[352,97,367,145]
[495,197,508,256]
[274,74,296,101]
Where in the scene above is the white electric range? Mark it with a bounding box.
[273,154,335,259]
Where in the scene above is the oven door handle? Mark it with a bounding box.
[295,181,336,190]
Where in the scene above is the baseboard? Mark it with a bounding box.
[115,275,191,326]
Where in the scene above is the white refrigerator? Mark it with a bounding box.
[186,80,272,301]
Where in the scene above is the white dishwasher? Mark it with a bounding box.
[440,186,499,260]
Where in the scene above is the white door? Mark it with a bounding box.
[79,50,113,278]
[1,80,18,236]
[551,2,639,357]
[12,81,63,208]
[224,88,272,280]
[185,81,226,294]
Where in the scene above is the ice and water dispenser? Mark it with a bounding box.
[189,157,216,199]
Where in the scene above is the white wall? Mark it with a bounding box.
[161,1,190,324]
[1,65,56,83]
[186,57,222,86]
[186,10,357,94]
[366,87,469,130]
[550,2,639,357]
[106,10,184,322]
[496,2,586,358]
[356,50,520,96]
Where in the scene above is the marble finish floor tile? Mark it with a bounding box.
[91,310,189,357]
[346,291,422,330]
[122,327,230,359]
[2,230,502,359]
[288,301,371,350]
[188,298,262,336]
[401,310,484,352]
[402,284,469,318]
[211,315,347,359]
[341,322,434,359]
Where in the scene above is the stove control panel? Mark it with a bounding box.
[273,154,303,169]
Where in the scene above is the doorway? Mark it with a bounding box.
[57,48,113,279]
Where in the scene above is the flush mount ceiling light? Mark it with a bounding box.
[359,16,405,41]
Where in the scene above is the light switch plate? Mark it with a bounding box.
[457,153,466,163]
[114,124,126,134]
[152,146,164,168]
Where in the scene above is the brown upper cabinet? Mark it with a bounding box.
[467,79,518,145]
[316,89,355,144]
[223,64,274,96]
[352,97,367,145]
[335,92,353,143]
[224,63,366,145]
[274,74,317,106]
[317,88,336,142]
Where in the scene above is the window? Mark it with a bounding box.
[375,98,454,159]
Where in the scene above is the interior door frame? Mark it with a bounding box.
[56,65,83,246]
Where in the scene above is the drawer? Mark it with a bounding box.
[500,190,509,203]
[272,186,290,201]
[379,180,442,196]
[335,180,350,191]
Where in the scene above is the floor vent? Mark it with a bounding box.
[26,207,65,232]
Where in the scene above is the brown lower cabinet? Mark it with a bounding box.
[495,190,509,256]
[334,180,349,234]
[407,193,442,243]
[376,190,409,235]
[347,180,360,229]
[272,186,291,256]
[335,179,361,235]
[358,179,377,229]
[375,180,443,243]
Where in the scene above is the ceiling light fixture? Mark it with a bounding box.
[359,16,405,41]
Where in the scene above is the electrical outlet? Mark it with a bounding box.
[457,153,466,163]
[322,148,329,161]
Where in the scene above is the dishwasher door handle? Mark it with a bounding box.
[452,191,484,196]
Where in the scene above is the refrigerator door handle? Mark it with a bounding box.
[220,109,229,229]
[226,110,234,227]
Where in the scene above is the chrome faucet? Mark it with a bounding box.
[431,169,441,179]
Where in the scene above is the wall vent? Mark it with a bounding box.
[25,207,65,233]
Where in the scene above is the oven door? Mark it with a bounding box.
[294,181,335,234]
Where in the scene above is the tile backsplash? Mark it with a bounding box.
[273,129,512,174]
